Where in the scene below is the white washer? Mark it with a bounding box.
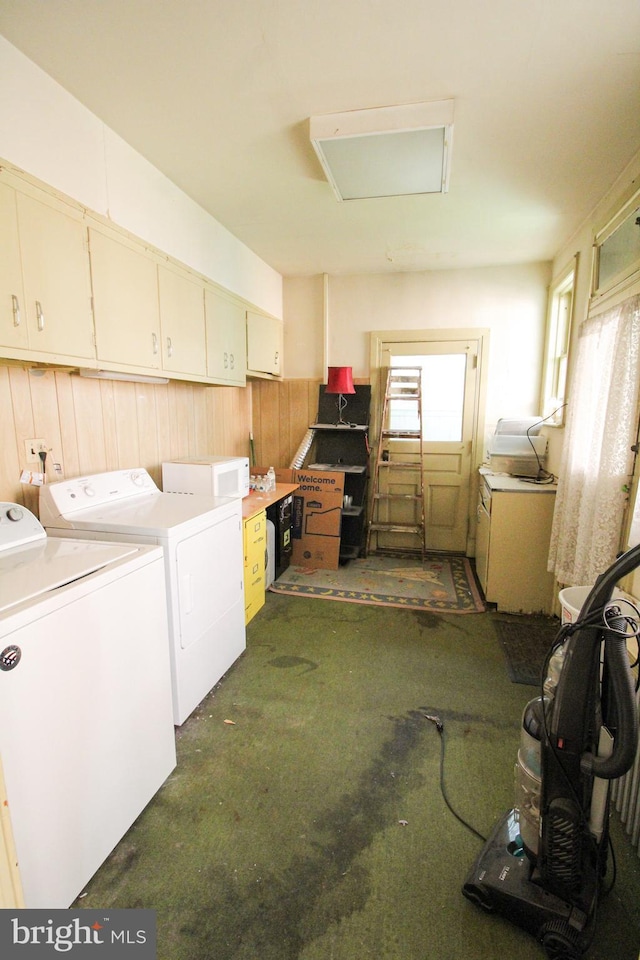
[39,468,246,726]
[0,501,176,908]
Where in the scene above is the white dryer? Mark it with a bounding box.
[39,468,246,725]
[0,502,176,908]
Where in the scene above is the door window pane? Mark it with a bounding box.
[389,354,466,441]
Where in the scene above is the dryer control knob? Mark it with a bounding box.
[6,506,23,522]
[83,485,96,498]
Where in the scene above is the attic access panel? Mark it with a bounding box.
[310,100,454,201]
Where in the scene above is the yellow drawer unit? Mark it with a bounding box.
[243,509,266,624]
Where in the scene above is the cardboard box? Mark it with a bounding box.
[275,467,344,569]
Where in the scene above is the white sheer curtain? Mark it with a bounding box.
[548,293,640,585]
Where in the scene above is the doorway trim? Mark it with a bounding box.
[369,328,490,555]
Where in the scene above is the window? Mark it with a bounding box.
[541,258,576,425]
[389,354,467,441]
[593,192,640,298]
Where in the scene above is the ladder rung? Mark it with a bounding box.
[368,522,424,534]
[367,366,426,559]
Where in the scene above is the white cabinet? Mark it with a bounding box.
[0,182,94,362]
[0,182,27,352]
[204,285,246,386]
[476,474,557,614]
[0,169,277,388]
[158,263,206,377]
[89,226,161,371]
[246,310,282,377]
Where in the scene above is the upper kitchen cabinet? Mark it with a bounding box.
[157,262,207,377]
[88,225,162,371]
[204,285,247,386]
[0,181,27,351]
[246,310,283,378]
[0,181,94,362]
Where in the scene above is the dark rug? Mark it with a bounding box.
[495,616,562,685]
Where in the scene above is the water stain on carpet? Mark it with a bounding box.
[412,610,443,630]
[176,709,434,959]
[267,655,319,673]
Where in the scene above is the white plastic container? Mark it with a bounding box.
[559,585,622,623]
[559,586,592,623]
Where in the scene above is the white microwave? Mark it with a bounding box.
[162,456,250,500]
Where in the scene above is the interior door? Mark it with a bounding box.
[378,336,482,553]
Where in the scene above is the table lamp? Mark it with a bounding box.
[325,366,356,425]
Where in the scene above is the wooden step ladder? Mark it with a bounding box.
[366,366,426,559]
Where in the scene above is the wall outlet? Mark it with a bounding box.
[24,439,47,463]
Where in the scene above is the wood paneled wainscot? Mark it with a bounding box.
[0,362,253,511]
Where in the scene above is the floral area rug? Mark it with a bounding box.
[269,553,485,613]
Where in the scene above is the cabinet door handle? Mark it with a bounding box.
[230,352,234,369]
[152,332,159,355]
[35,301,45,331]
[274,351,279,367]
[166,336,173,358]
[223,351,229,369]
[11,295,21,327]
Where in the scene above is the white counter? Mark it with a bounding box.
[480,467,557,494]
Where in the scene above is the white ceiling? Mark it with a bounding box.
[1,0,639,278]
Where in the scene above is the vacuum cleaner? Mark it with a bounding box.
[462,543,640,960]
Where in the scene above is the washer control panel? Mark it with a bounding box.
[39,468,159,525]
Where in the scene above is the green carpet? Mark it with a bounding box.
[74,596,640,960]
[495,615,562,685]
[269,553,485,613]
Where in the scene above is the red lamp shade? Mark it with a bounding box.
[325,366,356,395]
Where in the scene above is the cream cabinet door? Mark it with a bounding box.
[0,182,28,350]
[89,227,161,369]
[7,191,94,360]
[158,263,206,376]
[246,311,282,376]
[484,489,557,614]
[204,286,246,385]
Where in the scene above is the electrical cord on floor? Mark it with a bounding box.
[423,713,487,843]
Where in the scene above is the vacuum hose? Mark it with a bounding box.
[577,543,640,780]
[581,622,638,779]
